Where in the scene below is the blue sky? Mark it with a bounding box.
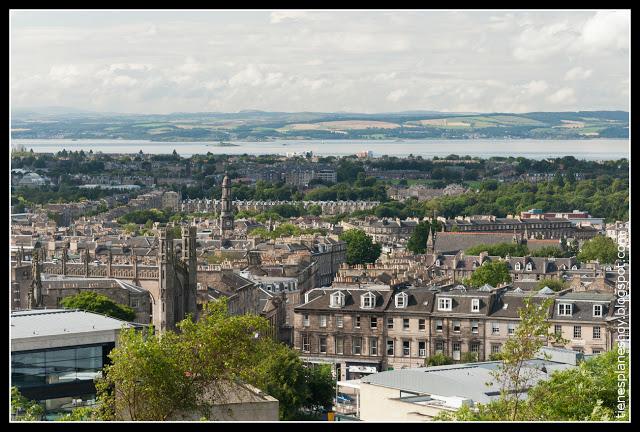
[10,10,630,114]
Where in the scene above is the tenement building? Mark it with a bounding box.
[293,283,616,380]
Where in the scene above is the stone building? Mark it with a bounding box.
[17,226,198,332]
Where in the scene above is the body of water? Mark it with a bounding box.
[11,138,630,160]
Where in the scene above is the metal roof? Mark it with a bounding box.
[11,309,134,342]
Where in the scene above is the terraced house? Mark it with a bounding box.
[293,283,617,380]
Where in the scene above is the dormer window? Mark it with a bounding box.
[593,304,603,317]
[330,291,345,308]
[438,297,452,311]
[514,262,521,271]
[435,259,441,267]
[395,292,408,308]
[558,303,573,316]
[571,265,578,270]
[361,291,376,309]
[525,262,533,271]
[471,298,480,312]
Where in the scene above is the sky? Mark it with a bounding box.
[10,9,630,114]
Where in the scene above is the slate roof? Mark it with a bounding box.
[296,287,393,313]
[434,232,515,253]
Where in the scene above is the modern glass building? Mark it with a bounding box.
[10,309,136,419]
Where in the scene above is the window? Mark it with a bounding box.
[558,303,573,316]
[471,320,479,334]
[491,344,501,354]
[593,304,603,317]
[525,262,533,271]
[330,291,345,308]
[320,315,327,328]
[453,320,461,333]
[387,339,394,356]
[435,341,444,354]
[302,334,310,352]
[554,324,562,336]
[336,315,343,328]
[353,337,362,355]
[470,343,480,354]
[514,262,521,271]
[438,297,452,311]
[354,316,361,329]
[361,292,376,309]
[370,316,378,329]
[452,342,461,361]
[403,340,410,357]
[303,314,310,327]
[130,298,140,309]
[403,318,410,330]
[573,326,582,339]
[593,326,601,339]
[387,317,394,329]
[370,338,378,356]
[435,320,443,332]
[471,298,480,312]
[492,322,500,335]
[335,337,344,355]
[592,349,602,355]
[395,292,408,308]
[319,337,327,353]
[508,323,516,335]
[419,341,426,357]
[419,319,426,331]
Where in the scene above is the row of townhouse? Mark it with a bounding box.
[293,284,617,381]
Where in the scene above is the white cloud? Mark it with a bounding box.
[512,20,575,62]
[522,80,549,96]
[270,11,312,24]
[387,89,407,102]
[546,87,576,105]
[578,10,629,52]
[564,66,592,81]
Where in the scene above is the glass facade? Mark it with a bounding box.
[11,343,113,418]
[12,345,105,388]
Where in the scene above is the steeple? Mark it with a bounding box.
[219,172,234,237]
[29,248,43,309]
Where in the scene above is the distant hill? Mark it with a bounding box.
[10,110,629,141]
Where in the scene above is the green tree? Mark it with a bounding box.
[406,220,430,254]
[425,353,454,366]
[536,278,566,292]
[578,235,619,264]
[530,246,566,258]
[466,261,512,288]
[60,291,136,321]
[460,352,479,363]
[339,229,382,265]
[11,386,44,421]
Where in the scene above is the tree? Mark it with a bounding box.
[466,261,512,288]
[425,353,454,366]
[60,292,136,321]
[11,387,44,421]
[578,235,619,264]
[536,278,566,292]
[406,221,430,254]
[339,229,381,265]
[460,352,479,363]
[530,246,566,258]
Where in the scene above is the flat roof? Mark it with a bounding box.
[11,309,134,342]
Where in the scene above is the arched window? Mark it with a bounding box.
[514,262,521,271]
[361,291,376,309]
[330,291,345,308]
[525,262,533,271]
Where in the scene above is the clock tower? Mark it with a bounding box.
[219,173,234,237]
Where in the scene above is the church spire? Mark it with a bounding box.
[219,172,234,238]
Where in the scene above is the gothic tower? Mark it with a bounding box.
[181,225,198,321]
[219,173,234,237]
[29,248,43,309]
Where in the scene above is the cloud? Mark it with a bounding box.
[546,87,576,105]
[387,89,407,102]
[578,10,629,52]
[564,66,592,81]
[270,11,313,24]
[512,20,576,62]
[522,80,549,96]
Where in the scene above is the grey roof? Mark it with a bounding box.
[11,309,133,342]
[361,359,574,404]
